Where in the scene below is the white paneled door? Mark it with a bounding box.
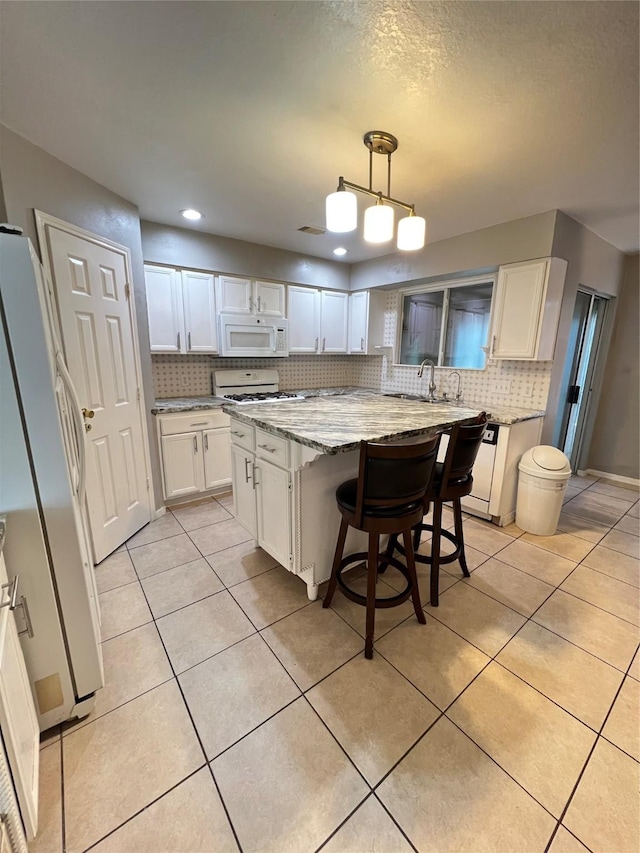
[39,219,151,562]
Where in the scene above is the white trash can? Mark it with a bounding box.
[516,446,572,536]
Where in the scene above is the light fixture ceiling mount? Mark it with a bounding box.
[326,131,426,251]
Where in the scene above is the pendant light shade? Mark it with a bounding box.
[397,213,426,251]
[364,202,394,243]
[326,190,357,233]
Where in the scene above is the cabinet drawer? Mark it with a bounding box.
[255,428,289,467]
[158,410,229,436]
[229,419,255,451]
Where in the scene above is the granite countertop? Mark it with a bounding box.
[464,402,545,425]
[151,396,227,415]
[151,388,545,426]
[222,394,485,454]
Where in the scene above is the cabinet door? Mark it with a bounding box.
[491,260,548,360]
[144,265,184,352]
[348,291,369,353]
[288,286,320,353]
[161,432,204,499]
[182,271,218,353]
[203,428,232,490]
[230,444,257,536]
[255,281,285,317]
[0,553,39,840]
[320,291,349,353]
[256,459,292,569]
[217,276,253,314]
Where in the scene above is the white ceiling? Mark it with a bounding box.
[1,1,638,262]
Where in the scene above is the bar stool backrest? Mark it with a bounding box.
[440,413,488,489]
[354,434,441,526]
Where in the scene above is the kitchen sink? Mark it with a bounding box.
[383,393,450,404]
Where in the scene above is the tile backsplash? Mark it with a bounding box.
[152,291,551,410]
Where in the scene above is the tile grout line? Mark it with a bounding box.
[543,648,640,852]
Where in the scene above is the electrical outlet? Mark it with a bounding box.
[492,380,512,396]
[521,381,534,398]
[180,374,189,389]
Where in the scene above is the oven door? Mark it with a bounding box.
[219,315,288,357]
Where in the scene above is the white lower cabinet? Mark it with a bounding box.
[230,420,292,566]
[156,410,231,501]
[161,432,204,498]
[256,458,292,569]
[230,443,257,536]
[204,428,232,490]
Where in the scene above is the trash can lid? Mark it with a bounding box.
[519,445,572,479]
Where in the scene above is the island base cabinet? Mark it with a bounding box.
[230,443,257,537]
[161,432,204,499]
[256,459,292,570]
[204,428,232,490]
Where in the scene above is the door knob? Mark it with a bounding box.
[82,408,95,418]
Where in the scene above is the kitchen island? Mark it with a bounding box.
[222,393,484,600]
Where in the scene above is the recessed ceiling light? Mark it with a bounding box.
[180,209,203,221]
[333,247,348,256]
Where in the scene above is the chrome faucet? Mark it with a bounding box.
[417,359,437,400]
[447,371,462,403]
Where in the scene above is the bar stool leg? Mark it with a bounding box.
[412,524,422,552]
[365,533,379,658]
[430,500,443,607]
[453,498,471,577]
[402,529,426,624]
[323,518,349,609]
[378,533,397,574]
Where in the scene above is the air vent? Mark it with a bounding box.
[298,225,326,236]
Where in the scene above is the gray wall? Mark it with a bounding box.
[141,220,350,290]
[586,253,639,479]
[349,210,557,290]
[543,211,626,444]
[0,125,164,508]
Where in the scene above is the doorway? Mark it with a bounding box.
[557,290,608,469]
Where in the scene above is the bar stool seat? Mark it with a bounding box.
[323,434,441,659]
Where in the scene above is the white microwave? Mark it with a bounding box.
[219,314,289,358]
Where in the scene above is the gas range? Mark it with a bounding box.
[213,369,304,405]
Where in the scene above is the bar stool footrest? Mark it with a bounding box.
[397,524,462,565]
[336,552,413,608]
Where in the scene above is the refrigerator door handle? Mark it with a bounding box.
[55,351,86,504]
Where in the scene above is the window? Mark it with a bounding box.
[399,280,493,369]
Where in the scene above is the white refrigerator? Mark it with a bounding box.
[0,231,103,731]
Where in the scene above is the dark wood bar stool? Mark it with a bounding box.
[322,434,441,659]
[387,413,487,607]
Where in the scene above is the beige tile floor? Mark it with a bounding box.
[34,475,639,853]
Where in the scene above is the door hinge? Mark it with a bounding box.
[136,387,141,402]
[146,478,150,491]
[288,479,292,491]
[125,283,131,299]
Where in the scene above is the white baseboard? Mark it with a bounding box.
[579,469,640,488]
[153,506,167,520]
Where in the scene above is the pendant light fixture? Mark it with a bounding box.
[326,131,426,251]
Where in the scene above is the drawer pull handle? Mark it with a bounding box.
[244,458,252,483]
[193,435,198,453]
[253,464,259,488]
[231,430,245,437]
[258,444,277,453]
[1,576,19,610]
[177,332,181,350]
[204,433,209,451]
[315,337,318,352]
[361,337,365,351]
[190,422,209,426]
[322,337,326,352]
[188,331,192,350]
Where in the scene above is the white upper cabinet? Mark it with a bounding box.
[182,270,217,353]
[320,290,349,353]
[348,289,386,354]
[144,265,217,354]
[255,281,286,317]
[288,286,321,353]
[144,265,183,352]
[217,275,285,317]
[490,258,567,361]
[216,275,253,314]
